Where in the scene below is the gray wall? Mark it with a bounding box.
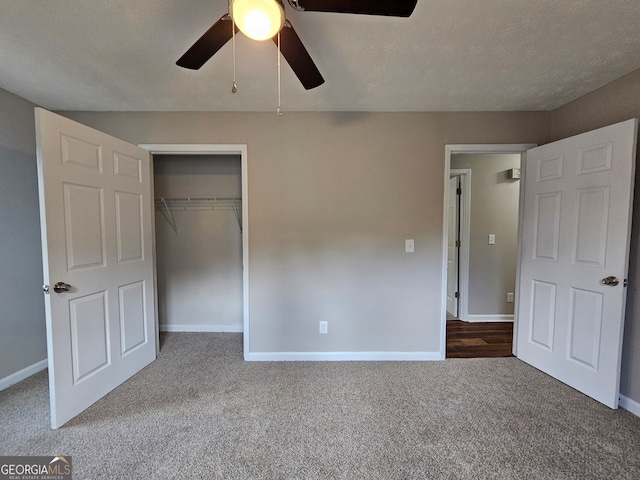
[0,89,46,380]
[3,75,639,407]
[550,68,640,404]
[451,154,520,317]
[154,155,243,330]
[59,111,550,354]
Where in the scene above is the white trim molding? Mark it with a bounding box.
[465,314,514,323]
[138,144,247,155]
[619,394,640,417]
[160,324,243,333]
[0,359,48,392]
[246,351,442,362]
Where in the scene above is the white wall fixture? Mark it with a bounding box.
[405,239,414,253]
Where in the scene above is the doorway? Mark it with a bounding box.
[442,144,535,358]
[139,144,250,357]
[153,154,243,334]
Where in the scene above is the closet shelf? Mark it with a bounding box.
[154,196,241,211]
[155,197,243,234]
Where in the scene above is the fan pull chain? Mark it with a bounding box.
[231,13,238,93]
[277,30,283,115]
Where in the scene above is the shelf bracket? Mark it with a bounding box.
[159,197,178,234]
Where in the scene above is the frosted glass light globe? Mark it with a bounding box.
[231,0,285,41]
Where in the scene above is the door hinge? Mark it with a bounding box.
[624,279,628,287]
[455,240,461,247]
[455,292,460,299]
[456,187,462,195]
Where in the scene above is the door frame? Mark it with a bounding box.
[139,144,250,359]
[442,144,536,356]
[448,169,471,321]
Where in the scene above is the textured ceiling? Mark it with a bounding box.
[1,0,639,112]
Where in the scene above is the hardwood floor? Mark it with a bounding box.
[446,319,514,358]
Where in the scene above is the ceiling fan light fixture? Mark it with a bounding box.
[231,0,285,41]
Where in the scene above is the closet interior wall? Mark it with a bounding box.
[153,154,243,332]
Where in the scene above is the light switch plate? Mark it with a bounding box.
[405,239,414,253]
[488,234,496,245]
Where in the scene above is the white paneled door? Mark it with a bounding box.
[36,108,156,428]
[517,119,638,408]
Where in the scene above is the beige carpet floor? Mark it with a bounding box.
[1,333,640,479]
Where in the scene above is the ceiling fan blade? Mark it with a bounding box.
[293,0,418,17]
[273,21,325,90]
[177,14,238,69]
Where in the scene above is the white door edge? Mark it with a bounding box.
[449,169,471,321]
[442,144,536,358]
[138,144,250,360]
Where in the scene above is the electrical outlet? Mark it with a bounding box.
[506,292,514,303]
[319,321,328,334]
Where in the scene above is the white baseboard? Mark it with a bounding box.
[0,359,48,392]
[465,314,514,323]
[619,394,640,417]
[160,324,243,333]
[245,351,443,361]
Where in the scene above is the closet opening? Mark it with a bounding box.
[141,144,249,358]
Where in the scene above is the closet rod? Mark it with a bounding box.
[155,196,241,202]
[154,197,243,233]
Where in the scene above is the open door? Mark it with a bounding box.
[517,119,638,408]
[447,175,460,317]
[36,108,156,428]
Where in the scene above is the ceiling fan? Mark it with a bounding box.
[176,0,418,90]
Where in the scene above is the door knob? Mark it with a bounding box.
[601,276,619,286]
[53,282,71,293]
